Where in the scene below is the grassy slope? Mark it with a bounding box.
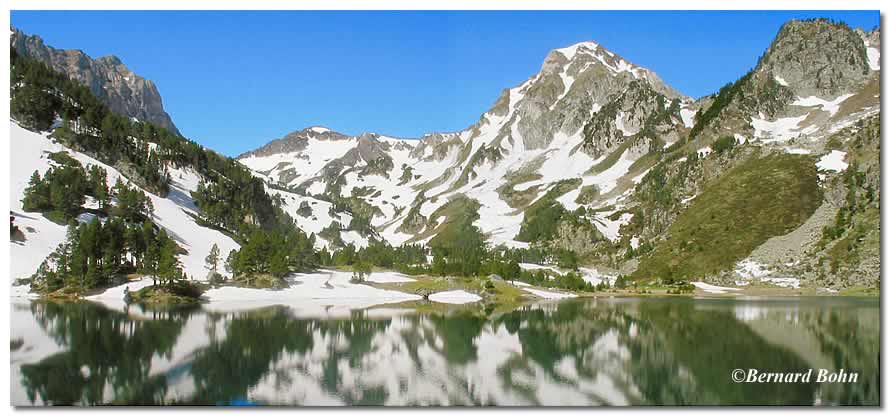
[632,152,822,282]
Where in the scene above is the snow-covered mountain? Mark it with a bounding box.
[9,18,882,289]
[238,19,881,287]
[10,121,240,284]
[239,40,696,250]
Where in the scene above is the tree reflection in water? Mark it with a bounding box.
[12,297,879,406]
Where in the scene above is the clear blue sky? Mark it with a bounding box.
[11,10,879,156]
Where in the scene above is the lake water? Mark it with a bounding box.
[10,296,879,406]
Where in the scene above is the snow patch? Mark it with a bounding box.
[784,148,811,155]
[523,288,577,299]
[364,272,417,283]
[202,270,421,316]
[866,47,880,70]
[428,290,482,304]
[593,212,633,242]
[816,150,848,172]
[751,114,808,143]
[554,41,599,61]
[679,108,696,128]
[690,281,741,294]
[86,278,156,311]
[792,94,854,117]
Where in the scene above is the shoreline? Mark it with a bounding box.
[11,269,877,318]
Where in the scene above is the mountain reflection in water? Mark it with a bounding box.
[10,296,879,406]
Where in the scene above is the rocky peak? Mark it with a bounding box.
[757,19,873,98]
[10,26,181,135]
[237,126,353,159]
[95,55,124,66]
[499,40,686,150]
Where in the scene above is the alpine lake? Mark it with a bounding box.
[10,295,879,406]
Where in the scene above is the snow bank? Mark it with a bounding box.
[865,45,880,70]
[428,290,482,304]
[364,271,416,283]
[86,277,156,311]
[579,267,615,286]
[9,121,240,284]
[202,270,421,316]
[690,281,741,294]
[784,148,811,155]
[523,288,577,299]
[816,150,848,172]
[9,122,70,282]
[751,114,807,143]
[679,107,696,128]
[592,212,633,242]
[792,94,854,117]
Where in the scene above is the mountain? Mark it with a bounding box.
[239,18,881,288]
[10,27,181,135]
[8,18,882,292]
[238,40,695,250]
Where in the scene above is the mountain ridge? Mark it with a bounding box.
[10,26,181,135]
[236,18,880,288]
[8,17,882,291]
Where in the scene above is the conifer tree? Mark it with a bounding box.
[205,243,220,273]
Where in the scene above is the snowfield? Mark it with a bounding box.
[364,271,417,283]
[10,123,74,283]
[792,94,854,117]
[428,290,482,304]
[234,40,684,250]
[679,107,696,128]
[9,120,240,285]
[522,288,578,299]
[85,277,155,311]
[751,114,808,143]
[816,150,849,172]
[690,282,741,295]
[201,270,421,316]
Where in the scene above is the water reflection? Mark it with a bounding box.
[10,297,879,406]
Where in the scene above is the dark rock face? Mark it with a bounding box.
[10,27,180,135]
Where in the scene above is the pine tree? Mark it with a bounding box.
[269,249,289,279]
[22,170,48,211]
[205,243,220,273]
[143,237,160,286]
[157,230,181,286]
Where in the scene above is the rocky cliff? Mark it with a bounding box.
[10,27,180,135]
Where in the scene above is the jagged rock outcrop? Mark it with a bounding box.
[10,27,180,135]
[759,19,873,98]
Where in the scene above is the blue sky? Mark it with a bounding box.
[12,10,879,156]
